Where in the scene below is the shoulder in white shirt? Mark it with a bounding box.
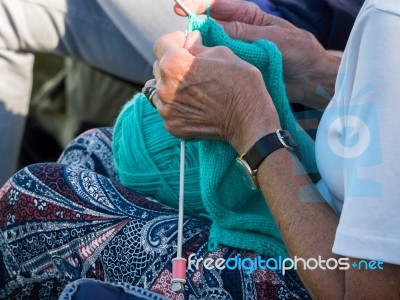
[315,0,400,265]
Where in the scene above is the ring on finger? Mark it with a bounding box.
[142,86,157,108]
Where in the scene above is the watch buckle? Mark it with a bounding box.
[236,155,260,189]
[276,129,293,151]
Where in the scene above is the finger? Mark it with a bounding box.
[220,3,293,28]
[172,0,196,16]
[150,90,162,111]
[255,13,294,29]
[174,0,251,22]
[153,60,161,82]
[173,0,246,20]
[173,0,207,16]
[183,31,204,56]
[221,21,289,44]
[174,0,293,28]
[154,31,187,60]
[143,79,157,90]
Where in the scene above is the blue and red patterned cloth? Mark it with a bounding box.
[0,128,309,299]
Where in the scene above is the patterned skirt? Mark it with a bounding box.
[0,128,309,299]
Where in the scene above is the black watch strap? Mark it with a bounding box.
[242,131,286,170]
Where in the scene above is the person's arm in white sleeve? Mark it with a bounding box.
[328,0,400,267]
[96,0,186,65]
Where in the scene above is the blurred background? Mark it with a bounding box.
[20,53,63,167]
[20,54,141,169]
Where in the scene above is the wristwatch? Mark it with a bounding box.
[236,129,297,189]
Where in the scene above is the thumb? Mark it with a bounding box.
[183,30,205,55]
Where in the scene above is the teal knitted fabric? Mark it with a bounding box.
[189,16,319,181]
[113,16,319,258]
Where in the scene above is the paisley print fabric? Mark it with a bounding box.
[0,128,309,299]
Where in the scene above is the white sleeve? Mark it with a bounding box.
[330,0,400,264]
[96,0,186,64]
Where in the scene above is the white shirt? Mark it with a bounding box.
[315,0,400,265]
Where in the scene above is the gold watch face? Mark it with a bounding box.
[236,157,259,190]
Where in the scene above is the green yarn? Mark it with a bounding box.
[113,96,207,217]
[113,15,319,259]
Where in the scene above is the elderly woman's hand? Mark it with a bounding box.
[148,31,280,154]
[174,0,340,109]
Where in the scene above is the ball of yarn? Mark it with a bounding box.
[113,94,207,217]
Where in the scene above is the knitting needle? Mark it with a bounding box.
[173,0,193,16]
[171,140,186,294]
[178,140,185,258]
[171,1,193,294]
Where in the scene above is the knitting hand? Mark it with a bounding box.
[150,30,280,154]
[174,0,340,109]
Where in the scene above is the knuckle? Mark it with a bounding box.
[246,2,259,11]
[213,45,235,58]
[154,35,168,57]
[299,28,315,42]
[247,64,261,76]
[158,55,172,76]
[159,51,190,81]
[154,34,166,46]
[231,21,244,37]
[158,57,176,82]
[243,2,261,19]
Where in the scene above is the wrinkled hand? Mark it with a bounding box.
[174,0,340,109]
[148,31,280,153]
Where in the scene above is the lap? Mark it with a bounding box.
[0,128,309,299]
